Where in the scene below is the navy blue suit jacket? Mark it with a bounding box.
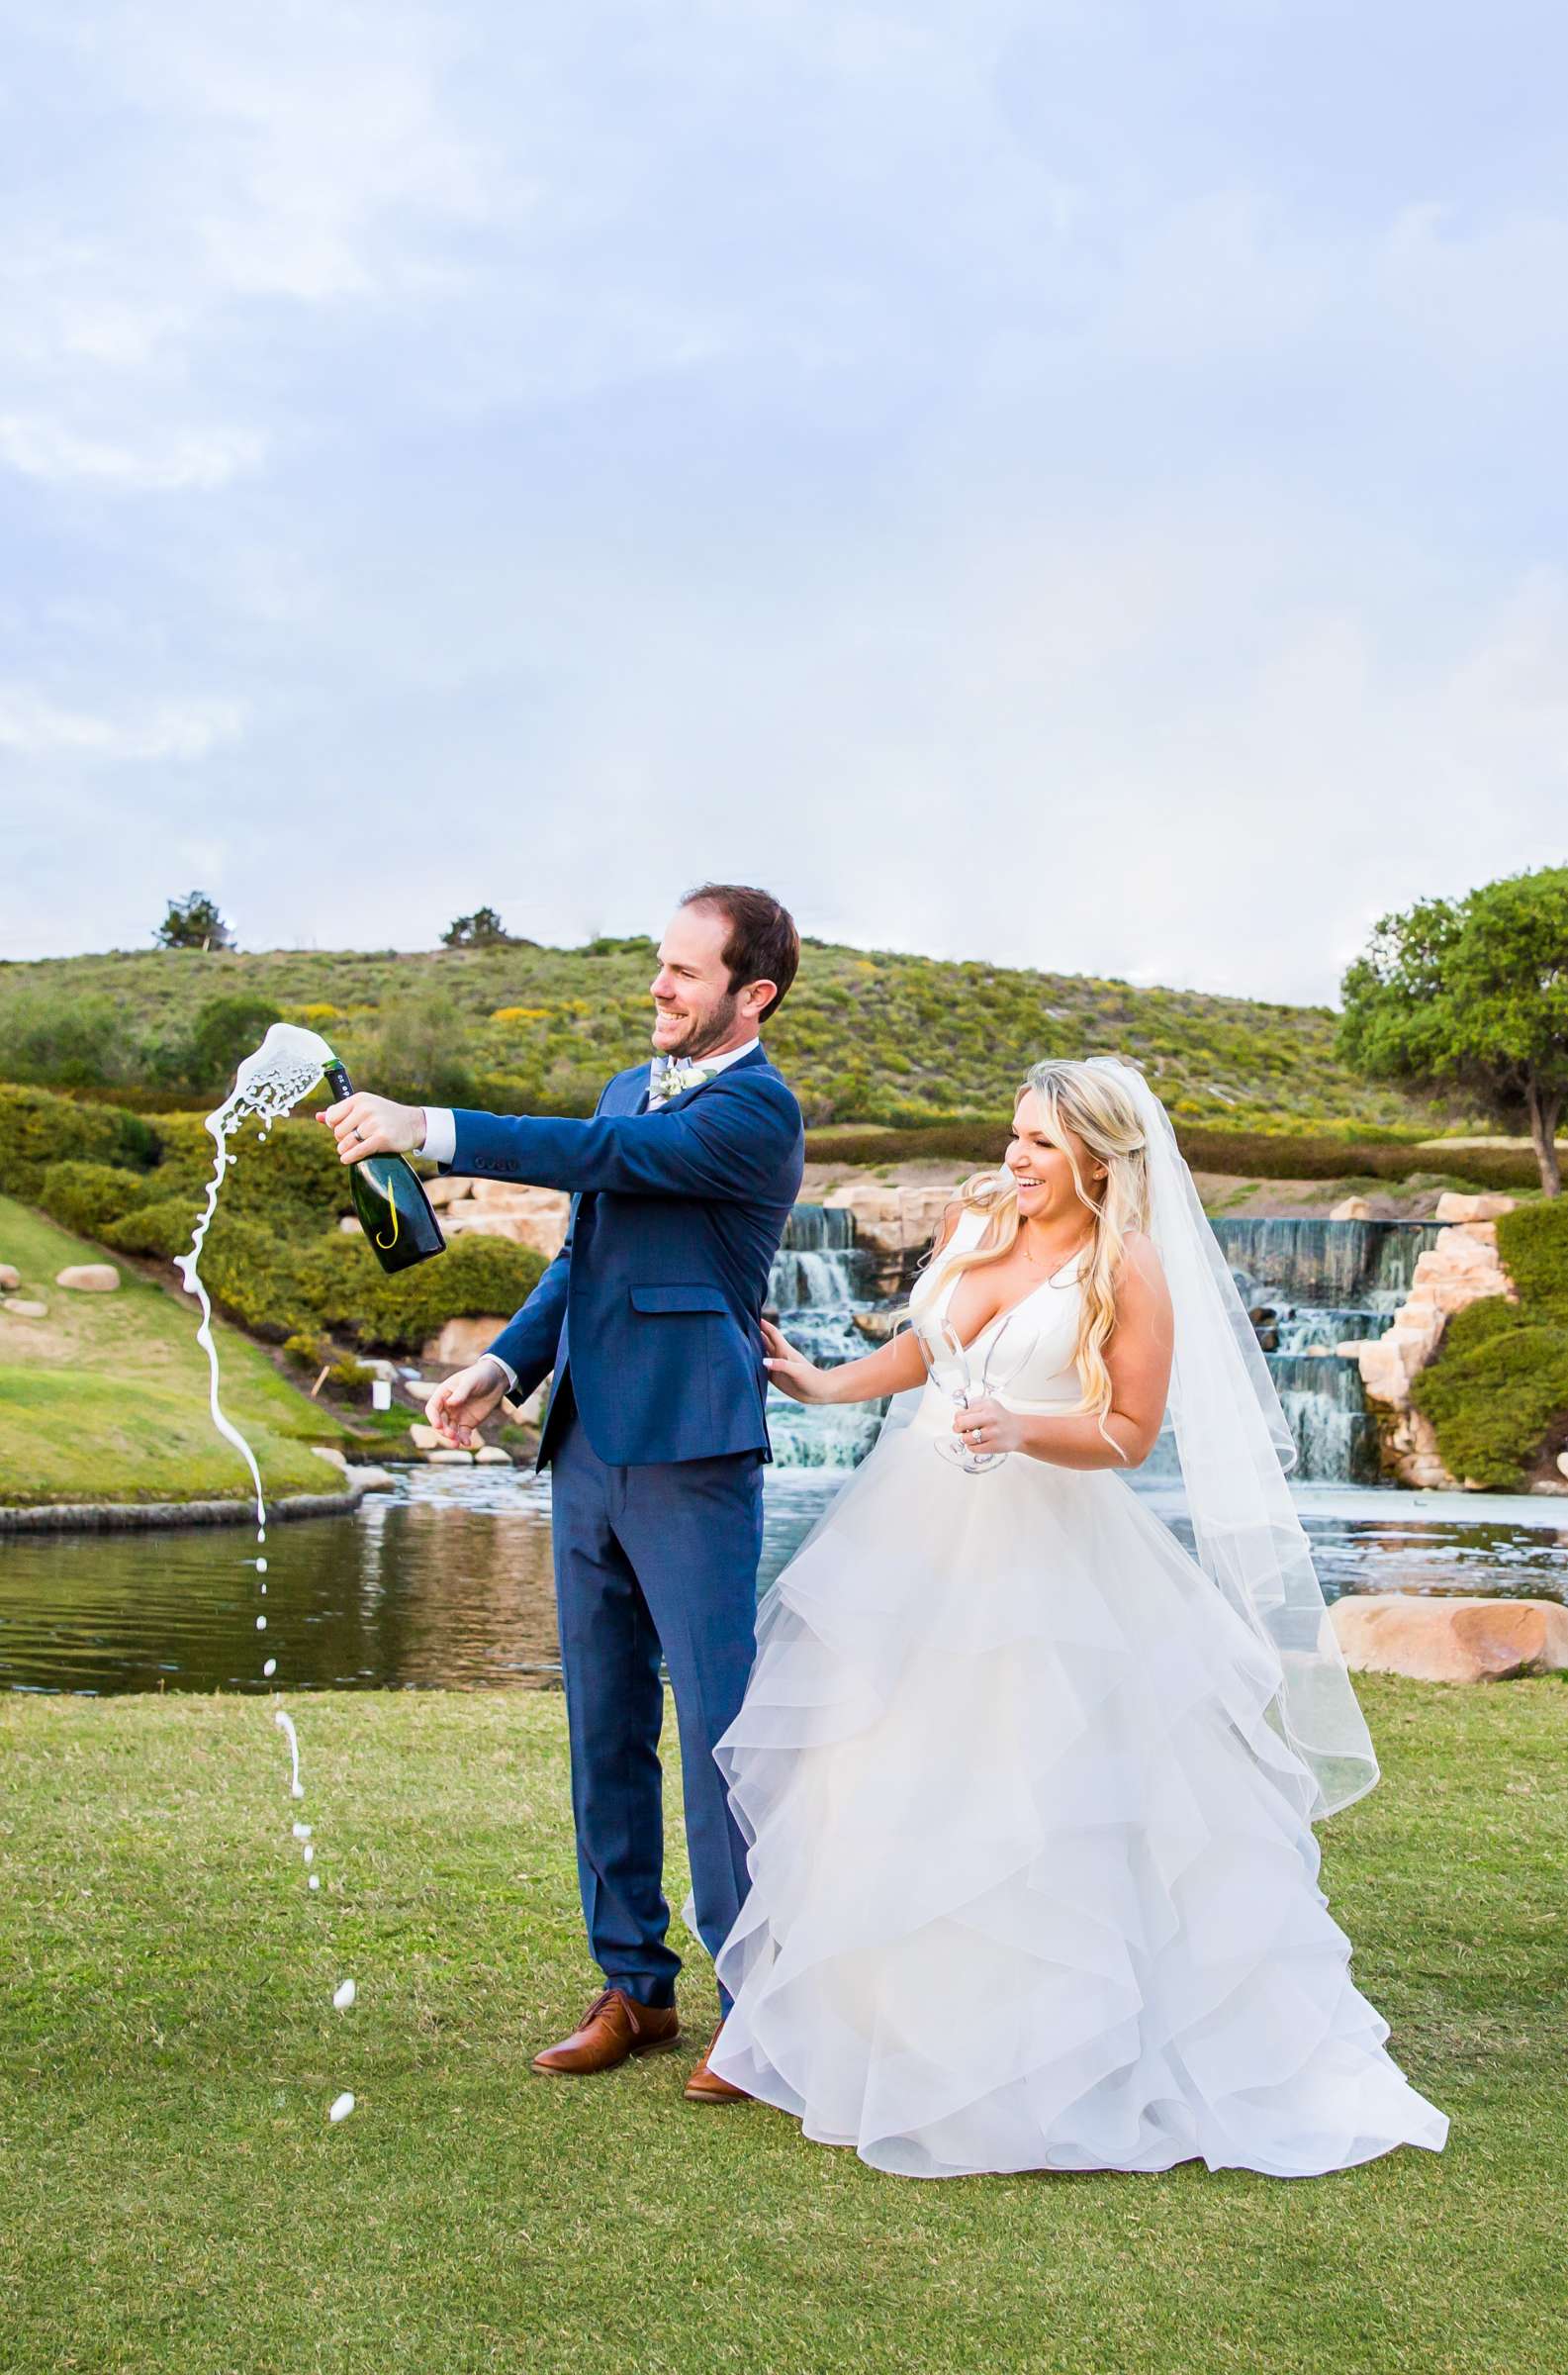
[446,1046,804,1469]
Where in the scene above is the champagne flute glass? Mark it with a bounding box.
[962,1311,1039,1473]
[916,1316,977,1467]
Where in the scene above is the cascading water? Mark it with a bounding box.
[766,1206,890,1468]
[1210,1218,1443,1306]
[1214,1217,1441,1485]
[175,1020,358,2116]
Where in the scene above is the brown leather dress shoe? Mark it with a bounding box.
[532,1987,681,2076]
[685,2022,752,2103]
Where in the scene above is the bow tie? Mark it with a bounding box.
[648,1055,715,1106]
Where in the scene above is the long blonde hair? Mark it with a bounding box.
[915,1058,1152,1433]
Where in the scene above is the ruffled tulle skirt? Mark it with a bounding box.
[709,1415,1448,2179]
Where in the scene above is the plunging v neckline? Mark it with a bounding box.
[938,1244,1086,1357]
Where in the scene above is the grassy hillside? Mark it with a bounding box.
[3,1679,1562,2374]
[0,1197,350,1507]
[0,939,1459,1131]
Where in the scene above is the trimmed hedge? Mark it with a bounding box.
[297,1230,547,1354]
[1412,1310,1568,1489]
[37,1161,150,1240]
[0,1087,158,1200]
[102,1196,207,1261]
[1411,1198,1568,1487]
[802,1120,1548,1185]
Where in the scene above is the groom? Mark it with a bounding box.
[322,884,803,2099]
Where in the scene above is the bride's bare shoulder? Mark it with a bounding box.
[1113,1230,1171,1312]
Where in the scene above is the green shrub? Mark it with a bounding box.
[38,1161,148,1239]
[1495,1199,1568,1322]
[1412,1307,1568,1489]
[187,1214,321,1343]
[362,993,476,1106]
[298,1229,545,1353]
[0,1086,158,1200]
[282,1331,328,1371]
[2,991,129,1088]
[148,1111,351,1232]
[184,995,284,1092]
[101,1197,205,1260]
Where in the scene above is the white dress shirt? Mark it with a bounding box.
[422,1038,762,1390]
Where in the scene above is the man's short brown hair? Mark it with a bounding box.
[681,883,799,1023]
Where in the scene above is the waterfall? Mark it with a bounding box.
[767,1208,888,1469]
[1210,1218,1442,1306]
[1265,1353,1383,1484]
[1212,1218,1442,1486]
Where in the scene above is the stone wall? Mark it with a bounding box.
[1341,1193,1518,1488]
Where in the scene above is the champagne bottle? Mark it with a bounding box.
[321,1053,446,1276]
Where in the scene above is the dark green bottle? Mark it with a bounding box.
[322,1053,446,1276]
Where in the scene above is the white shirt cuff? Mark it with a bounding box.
[419,1106,456,1164]
[482,1350,517,1392]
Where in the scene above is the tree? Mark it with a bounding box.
[155,892,233,951]
[1338,866,1568,1195]
[441,905,513,949]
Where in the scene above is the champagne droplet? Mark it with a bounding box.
[309,1874,321,1890]
[255,1557,268,1574]
[303,1845,315,1864]
[256,1615,267,1631]
[292,1822,313,1841]
[262,1658,277,1677]
[332,1979,357,2010]
[328,2092,355,2123]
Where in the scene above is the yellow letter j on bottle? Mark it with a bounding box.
[321,1053,446,1276]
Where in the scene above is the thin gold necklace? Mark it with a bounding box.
[1019,1221,1094,1269]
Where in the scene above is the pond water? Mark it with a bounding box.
[7,1204,1565,1699]
[4,1466,1566,1699]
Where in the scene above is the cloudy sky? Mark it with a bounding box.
[1,0,1564,1002]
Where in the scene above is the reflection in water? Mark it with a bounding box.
[3,1468,1566,1698]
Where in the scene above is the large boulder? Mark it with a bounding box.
[439,1185,569,1258]
[423,1176,470,1210]
[1433,1191,1518,1223]
[55,1264,120,1292]
[421,1316,509,1369]
[2,1298,47,1319]
[1331,1593,1568,1682]
[822,1180,964,1259]
[0,1263,20,1291]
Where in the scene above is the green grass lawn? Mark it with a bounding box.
[0,1194,348,1506]
[2,1679,1563,2374]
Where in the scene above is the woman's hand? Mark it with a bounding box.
[762,1318,838,1404]
[951,1395,1026,1458]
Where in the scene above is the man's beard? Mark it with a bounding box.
[658,991,742,1063]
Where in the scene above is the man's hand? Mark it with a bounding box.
[424,1358,510,1450]
[320,1091,425,1164]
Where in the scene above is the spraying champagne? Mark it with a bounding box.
[320,1051,446,1275]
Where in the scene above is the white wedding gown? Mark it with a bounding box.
[708,1209,1447,2179]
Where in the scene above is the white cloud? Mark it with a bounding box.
[0,415,265,491]
[0,688,247,761]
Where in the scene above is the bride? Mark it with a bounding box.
[705,1056,1447,2180]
